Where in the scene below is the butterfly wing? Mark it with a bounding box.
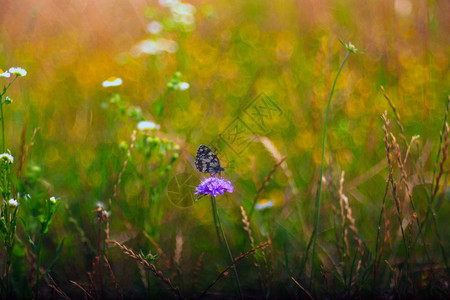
[195,145,225,174]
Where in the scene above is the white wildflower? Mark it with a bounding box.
[8,199,19,207]
[0,153,14,164]
[137,121,160,131]
[102,77,122,87]
[130,39,178,57]
[0,70,10,78]
[176,82,189,90]
[147,21,163,34]
[8,67,27,77]
[255,200,274,210]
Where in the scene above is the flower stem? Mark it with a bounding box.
[310,50,351,288]
[210,196,243,299]
[0,101,5,153]
[0,75,18,152]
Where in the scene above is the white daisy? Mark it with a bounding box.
[8,67,27,77]
[49,196,57,204]
[0,153,14,163]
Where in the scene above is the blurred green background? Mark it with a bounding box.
[0,0,449,298]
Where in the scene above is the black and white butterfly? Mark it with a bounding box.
[195,144,225,175]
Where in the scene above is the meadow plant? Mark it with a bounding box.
[195,176,242,298]
[310,42,362,287]
[0,67,61,299]
[1,1,450,298]
[0,68,26,297]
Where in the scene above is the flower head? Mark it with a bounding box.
[0,69,10,78]
[8,198,19,207]
[102,77,122,87]
[346,42,358,53]
[49,196,57,204]
[176,82,189,90]
[147,21,163,34]
[0,153,14,164]
[340,40,364,54]
[255,199,274,210]
[137,121,160,131]
[195,176,234,198]
[8,67,27,77]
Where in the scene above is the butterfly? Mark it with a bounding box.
[195,144,225,175]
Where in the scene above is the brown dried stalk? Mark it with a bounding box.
[338,171,349,255]
[47,274,71,300]
[389,134,410,265]
[173,231,184,267]
[248,156,286,220]
[240,206,255,249]
[103,255,123,300]
[241,205,268,294]
[70,280,95,300]
[192,252,205,292]
[107,130,137,241]
[291,276,314,300]
[111,130,137,205]
[257,136,299,197]
[431,122,449,201]
[338,171,363,255]
[18,114,29,176]
[199,241,270,299]
[374,111,393,284]
[17,127,40,179]
[107,239,183,299]
[381,86,407,145]
[87,265,98,300]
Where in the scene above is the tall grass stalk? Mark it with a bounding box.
[210,196,243,299]
[310,49,351,288]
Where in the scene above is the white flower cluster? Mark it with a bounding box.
[159,0,196,29]
[130,38,178,57]
[0,67,27,78]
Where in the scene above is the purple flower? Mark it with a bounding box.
[195,177,234,198]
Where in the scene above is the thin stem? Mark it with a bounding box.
[1,102,5,153]
[210,196,243,299]
[0,75,18,152]
[97,212,104,300]
[34,233,42,300]
[310,50,351,289]
[373,179,390,290]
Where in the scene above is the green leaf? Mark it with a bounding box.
[0,217,8,238]
[28,235,38,254]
